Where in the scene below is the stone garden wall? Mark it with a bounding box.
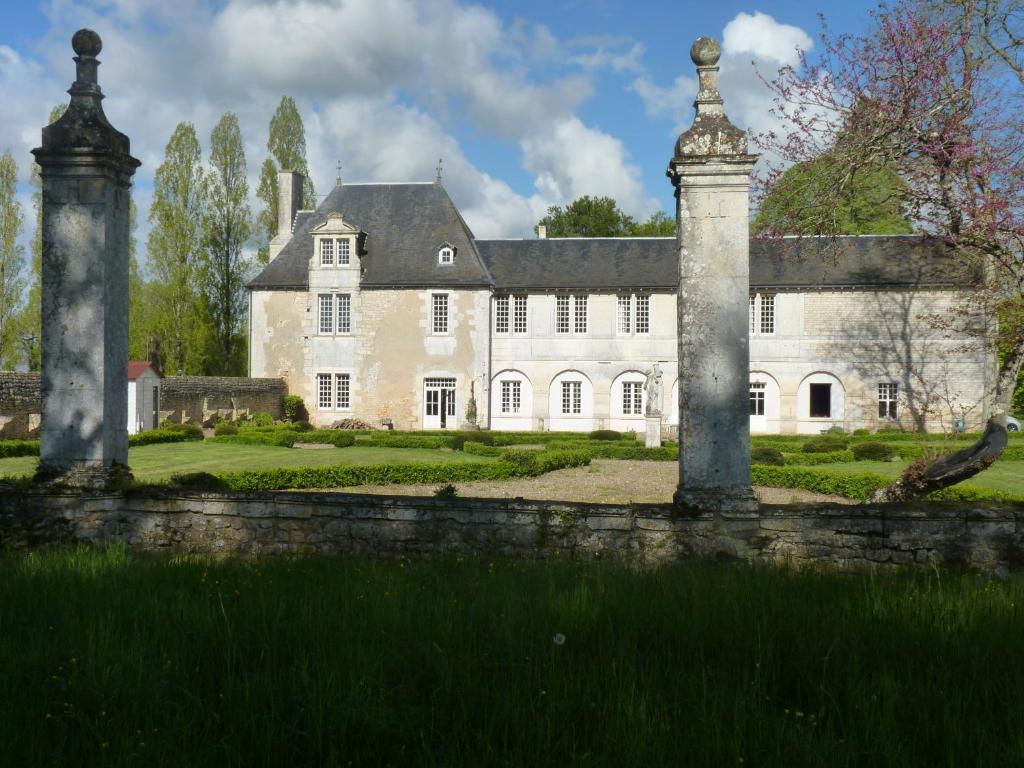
[1,490,1022,575]
[0,373,42,439]
[156,376,286,425]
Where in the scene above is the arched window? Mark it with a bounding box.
[548,370,593,432]
[749,371,780,434]
[796,372,846,433]
[490,370,533,430]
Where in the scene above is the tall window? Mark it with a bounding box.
[622,381,643,415]
[513,295,528,334]
[750,293,775,335]
[320,239,334,266]
[555,296,571,334]
[336,373,350,410]
[617,295,632,334]
[494,295,509,334]
[878,383,899,420]
[318,294,334,334]
[749,381,766,416]
[635,294,650,334]
[337,294,351,334]
[317,373,332,409]
[432,293,449,334]
[561,381,582,415]
[501,380,521,414]
[338,239,350,265]
[574,295,588,334]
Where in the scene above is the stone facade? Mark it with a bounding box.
[1,489,1022,575]
[160,377,287,425]
[0,373,42,439]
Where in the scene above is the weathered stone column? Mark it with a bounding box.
[668,38,758,511]
[32,30,140,487]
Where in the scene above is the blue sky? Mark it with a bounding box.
[0,0,878,263]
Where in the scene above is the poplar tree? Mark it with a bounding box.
[0,150,25,369]
[147,122,206,375]
[201,113,252,375]
[256,96,316,264]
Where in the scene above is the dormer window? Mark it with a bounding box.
[311,212,363,270]
[320,239,334,266]
[438,243,455,265]
[338,239,350,265]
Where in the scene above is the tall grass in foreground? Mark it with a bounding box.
[0,548,1022,767]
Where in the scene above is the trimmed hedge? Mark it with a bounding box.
[750,447,784,466]
[297,431,357,448]
[751,465,889,501]
[589,430,622,441]
[365,435,453,449]
[802,436,850,453]
[171,449,591,492]
[449,433,496,451]
[214,422,238,436]
[128,427,204,448]
[852,441,897,461]
[209,432,298,448]
[0,440,40,458]
[783,451,856,465]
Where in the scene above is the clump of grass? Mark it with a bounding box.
[1,548,1022,766]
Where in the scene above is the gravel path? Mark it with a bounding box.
[333,459,853,505]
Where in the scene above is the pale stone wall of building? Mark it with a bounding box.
[249,290,308,388]
[2,489,1021,576]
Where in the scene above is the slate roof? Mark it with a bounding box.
[248,182,973,292]
[248,183,491,290]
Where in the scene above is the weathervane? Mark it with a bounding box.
[336,160,343,187]
[435,158,443,184]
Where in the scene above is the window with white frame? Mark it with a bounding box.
[438,246,454,265]
[555,296,571,334]
[617,295,631,334]
[622,381,643,415]
[749,381,766,416]
[513,295,528,334]
[574,295,588,334]
[320,239,334,266]
[561,380,582,415]
[749,293,775,335]
[317,373,332,409]
[878,382,899,420]
[318,294,333,334]
[494,295,509,334]
[500,380,521,414]
[335,373,350,410]
[635,294,650,334]
[432,293,449,334]
[337,294,351,334]
[338,239,350,265]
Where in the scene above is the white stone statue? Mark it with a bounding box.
[643,363,663,417]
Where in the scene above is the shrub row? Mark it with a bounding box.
[783,451,856,465]
[209,429,356,449]
[170,449,591,492]
[0,440,40,458]
[129,427,204,448]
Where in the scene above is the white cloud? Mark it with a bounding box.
[721,12,811,66]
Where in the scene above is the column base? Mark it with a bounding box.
[34,461,133,491]
[673,486,758,513]
[645,415,663,448]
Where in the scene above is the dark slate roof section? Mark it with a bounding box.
[247,183,491,289]
[476,235,976,291]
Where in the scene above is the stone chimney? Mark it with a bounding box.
[667,37,759,512]
[537,225,547,239]
[269,169,304,260]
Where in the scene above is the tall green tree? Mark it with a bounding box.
[753,155,913,235]
[17,105,66,370]
[147,122,207,375]
[201,113,252,375]
[256,97,316,264]
[537,197,675,238]
[0,151,25,369]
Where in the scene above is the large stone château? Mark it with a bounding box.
[247,174,991,435]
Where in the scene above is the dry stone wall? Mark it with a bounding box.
[0,373,42,439]
[160,377,287,425]
[1,490,1022,575]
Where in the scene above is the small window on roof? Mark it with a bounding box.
[438,245,455,265]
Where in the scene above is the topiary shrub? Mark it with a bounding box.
[214,422,238,436]
[589,429,622,441]
[852,441,897,461]
[751,447,785,466]
[433,483,459,498]
[250,412,275,427]
[802,435,849,453]
[283,395,307,422]
[853,428,871,436]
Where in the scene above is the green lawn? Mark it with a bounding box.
[2,548,1022,767]
[0,442,491,482]
[824,459,1024,496]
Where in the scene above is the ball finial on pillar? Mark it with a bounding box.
[71,29,102,58]
[690,37,720,67]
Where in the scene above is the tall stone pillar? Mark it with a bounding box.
[32,30,140,487]
[668,38,758,511]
